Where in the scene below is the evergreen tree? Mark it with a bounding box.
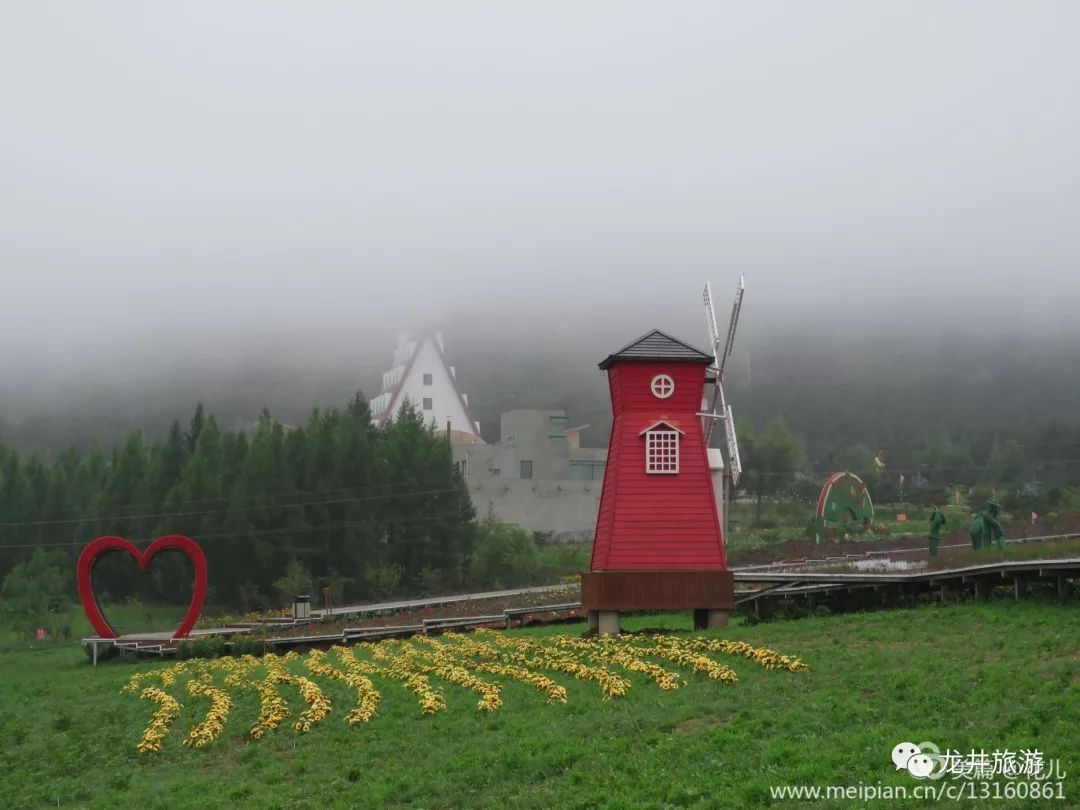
[186,403,206,455]
[740,419,807,522]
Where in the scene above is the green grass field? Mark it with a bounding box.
[0,602,190,649]
[1,602,1076,809]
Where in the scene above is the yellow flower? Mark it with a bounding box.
[123,625,806,751]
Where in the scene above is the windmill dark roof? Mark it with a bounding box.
[598,329,714,370]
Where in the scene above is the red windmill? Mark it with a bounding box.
[582,329,735,635]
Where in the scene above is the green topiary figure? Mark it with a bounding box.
[968,497,1005,550]
[927,504,946,557]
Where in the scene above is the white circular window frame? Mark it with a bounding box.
[650,374,675,399]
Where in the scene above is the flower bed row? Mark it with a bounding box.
[123,630,807,752]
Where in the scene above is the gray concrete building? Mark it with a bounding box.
[451,409,607,540]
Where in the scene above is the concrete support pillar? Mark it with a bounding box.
[754,599,761,620]
[939,584,949,605]
[975,580,990,601]
[587,611,599,633]
[1013,577,1023,601]
[597,611,621,636]
[707,610,730,629]
[1058,576,1068,600]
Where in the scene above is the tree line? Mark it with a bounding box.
[738,417,1080,520]
[0,396,581,624]
[3,387,1078,634]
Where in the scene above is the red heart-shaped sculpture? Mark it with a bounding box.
[76,535,207,640]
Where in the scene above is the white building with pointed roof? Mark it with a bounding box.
[371,333,608,539]
[370,332,483,442]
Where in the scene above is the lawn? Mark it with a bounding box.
[0,601,1075,809]
[724,499,1078,561]
[0,602,190,649]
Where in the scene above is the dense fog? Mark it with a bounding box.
[2,2,1078,451]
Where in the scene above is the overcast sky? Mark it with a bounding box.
[2,2,1078,390]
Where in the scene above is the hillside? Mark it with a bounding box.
[3,330,1080,469]
[2,602,1075,808]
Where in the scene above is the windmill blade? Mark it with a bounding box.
[702,278,744,446]
[701,283,724,443]
[722,275,746,484]
[724,405,742,486]
[702,282,723,357]
[717,274,745,379]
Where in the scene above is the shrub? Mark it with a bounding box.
[176,635,229,659]
[369,564,404,599]
[229,632,268,657]
[273,561,313,604]
[0,549,72,637]
[468,520,540,589]
[418,567,445,596]
[536,544,589,582]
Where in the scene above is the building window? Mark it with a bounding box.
[645,429,679,474]
[454,458,468,478]
[650,374,675,399]
[423,373,433,385]
[571,460,606,481]
[422,398,433,410]
[520,460,533,479]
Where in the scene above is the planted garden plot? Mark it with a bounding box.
[123,630,807,752]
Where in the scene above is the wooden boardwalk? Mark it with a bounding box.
[313,583,572,620]
[82,557,1078,663]
[732,557,1080,609]
[82,626,253,665]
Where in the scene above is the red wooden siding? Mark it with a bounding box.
[590,360,728,571]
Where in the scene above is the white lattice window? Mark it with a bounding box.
[645,428,680,474]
